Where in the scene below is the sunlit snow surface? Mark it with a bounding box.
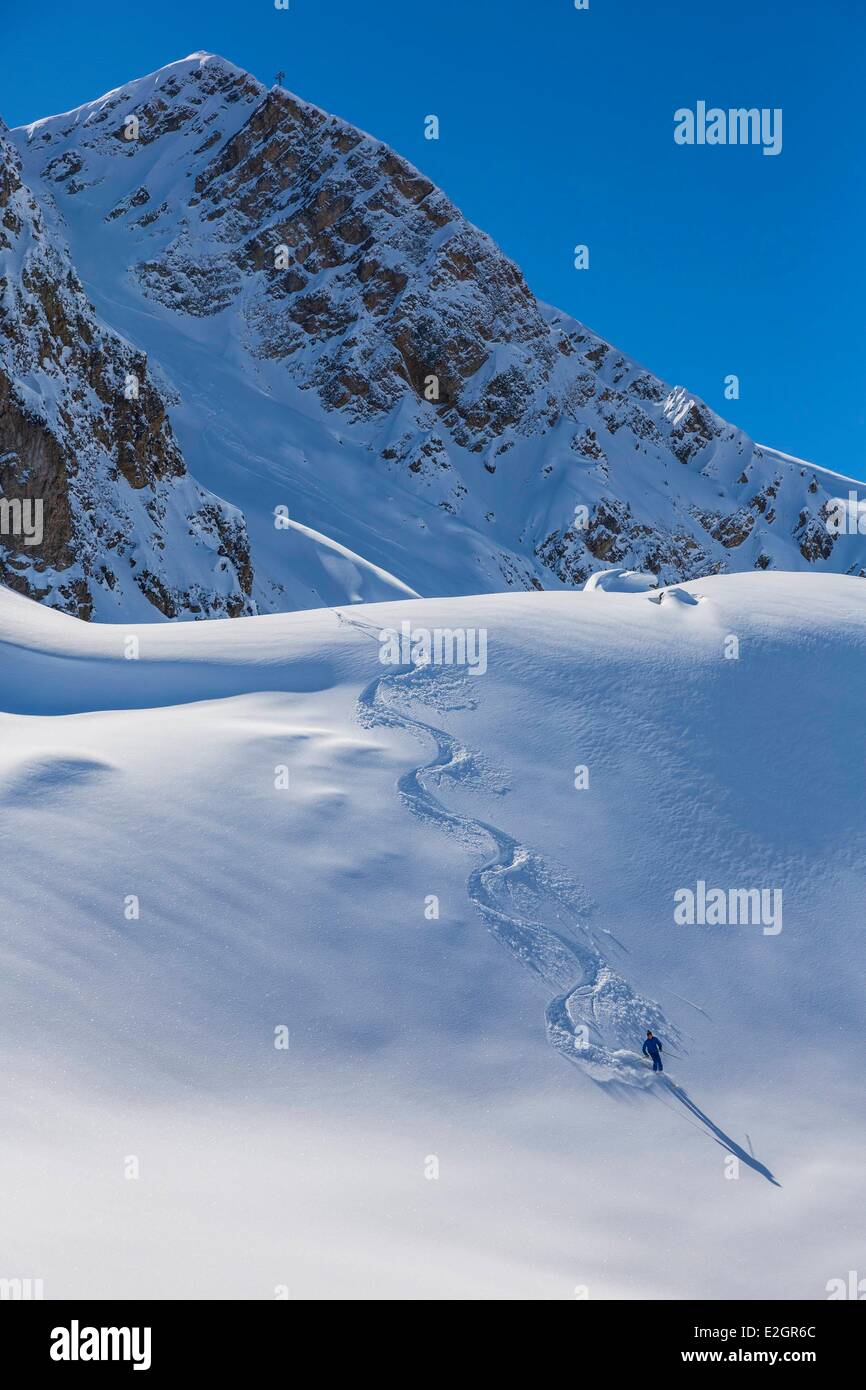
[0,573,863,1297]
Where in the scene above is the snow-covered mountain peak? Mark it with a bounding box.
[17,51,261,142]
[3,54,864,619]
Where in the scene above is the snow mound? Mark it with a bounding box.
[584,568,660,593]
[648,586,705,606]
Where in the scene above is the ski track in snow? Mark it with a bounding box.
[340,612,780,1187]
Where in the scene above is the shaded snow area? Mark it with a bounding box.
[1,572,864,1298]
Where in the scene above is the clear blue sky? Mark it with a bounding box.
[4,0,864,476]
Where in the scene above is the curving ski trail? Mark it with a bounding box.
[340,612,779,1185]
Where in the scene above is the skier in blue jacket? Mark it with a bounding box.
[642,1030,663,1071]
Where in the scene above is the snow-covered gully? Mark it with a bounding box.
[343,612,779,1187]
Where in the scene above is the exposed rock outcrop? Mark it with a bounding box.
[0,119,253,619]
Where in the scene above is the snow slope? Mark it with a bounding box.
[1,571,864,1297]
[7,53,866,622]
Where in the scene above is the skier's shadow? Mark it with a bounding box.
[661,1078,781,1186]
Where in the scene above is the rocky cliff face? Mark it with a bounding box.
[4,54,863,617]
[0,118,253,620]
